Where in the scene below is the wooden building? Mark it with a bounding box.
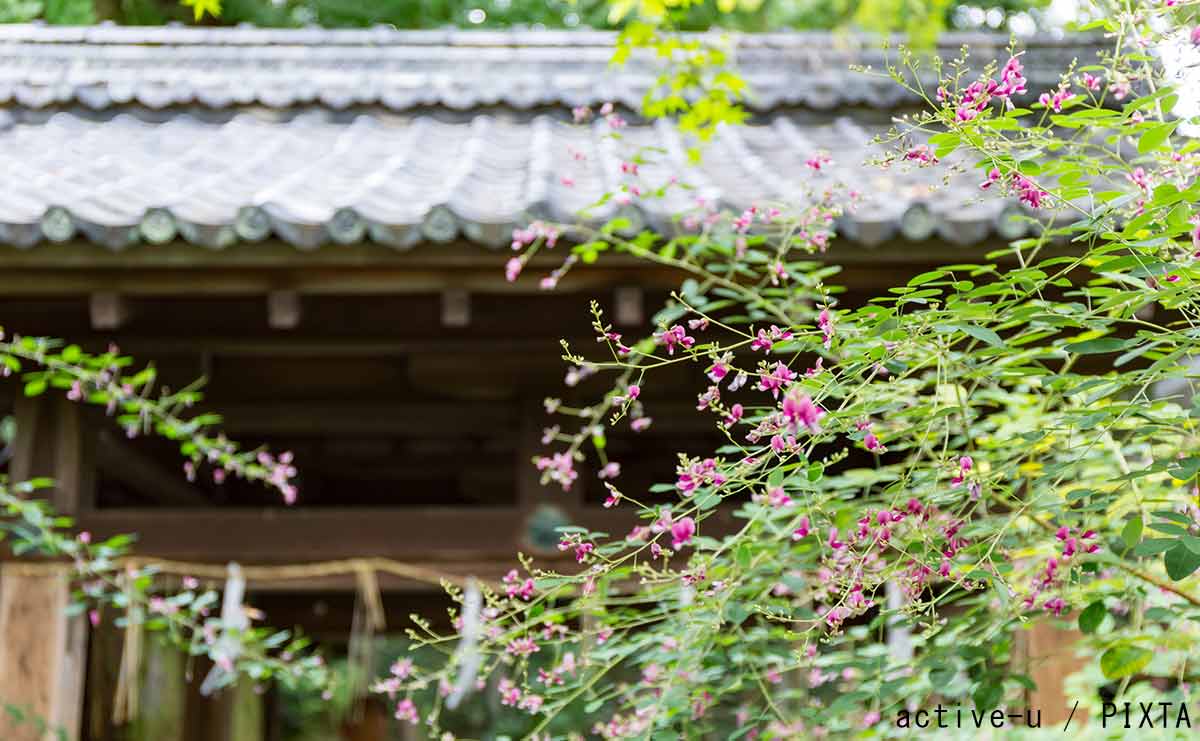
[0,24,1101,740]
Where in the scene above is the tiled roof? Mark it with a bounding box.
[0,110,1026,250]
[0,24,1102,113]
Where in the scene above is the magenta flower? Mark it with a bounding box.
[827,527,845,550]
[864,431,881,452]
[1080,72,1102,91]
[725,403,744,427]
[671,517,696,550]
[806,153,832,171]
[756,361,797,398]
[782,387,824,435]
[394,698,419,724]
[903,145,939,166]
[792,516,811,540]
[505,257,522,282]
[817,307,835,349]
[979,167,1001,190]
[654,325,695,355]
[506,637,540,656]
[995,54,1027,99]
[1126,167,1151,192]
[1192,26,1200,46]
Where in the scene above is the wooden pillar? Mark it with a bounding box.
[0,565,88,741]
[228,682,264,741]
[130,637,188,741]
[1020,618,1088,724]
[0,396,94,740]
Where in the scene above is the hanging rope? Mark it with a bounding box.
[4,556,500,591]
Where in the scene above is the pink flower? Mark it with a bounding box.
[806,153,832,171]
[903,145,939,166]
[671,517,696,550]
[1127,167,1152,192]
[597,462,621,480]
[792,516,811,540]
[394,698,418,724]
[725,403,744,427]
[995,55,1027,99]
[782,388,824,435]
[1192,26,1200,47]
[506,637,540,656]
[756,361,797,398]
[979,167,1001,190]
[817,308,835,349]
[827,527,845,550]
[1038,84,1073,113]
[1013,175,1047,209]
[864,431,881,452]
[1081,72,1102,91]
[654,325,695,355]
[505,257,522,282]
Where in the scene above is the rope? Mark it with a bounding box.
[2,556,497,590]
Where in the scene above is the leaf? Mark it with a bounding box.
[954,323,1004,348]
[23,379,46,397]
[1133,538,1175,556]
[181,0,221,20]
[1121,517,1143,549]
[1099,645,1152,680]
[1078,601,1106,634]
[972,680,1002,711]
[1064,337,1128,355]
[44,0,93,23]
[1164,543,1200,581]
[1137,121,1179,154]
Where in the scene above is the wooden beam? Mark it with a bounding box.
[266,291,301,330]
[215,402,517,437]
[95,431,210,507]
[69,507,738,566]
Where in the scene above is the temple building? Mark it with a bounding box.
[0,23,1099,740]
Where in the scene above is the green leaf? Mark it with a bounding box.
[1064,337,1128,355]
[1137,121,1179,154]
[972,680,1002,711]
[23,379,46,397]
[44,0,94,24]
[954,323,1004,348]
[1164,543,1200,581]
[1078,601,1106,634]
[1099,645,1152,680]
[1121,517,1143,549]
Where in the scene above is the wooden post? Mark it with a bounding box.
[0,565,88,741]
[228,682,264,741]
[130,637,188,741]
[0,396,94,740]
[1020,618,1088,725]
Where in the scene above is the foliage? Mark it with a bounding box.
[364,1,1200,738]
[0,333,330,703]
[1,0,1049,34]
[0,479,330,694]
[2,332,300,502]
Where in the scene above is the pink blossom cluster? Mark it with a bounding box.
[534,451,578,490]
[675,456,727,495]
